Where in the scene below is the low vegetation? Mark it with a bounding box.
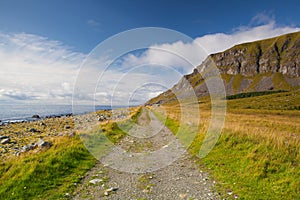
[0,107,141,199]
[226,90,287,100]
[0,136,96,200]
[153,90,300,199]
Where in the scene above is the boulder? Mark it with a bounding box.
[21,144,36,152]
[36,138,52,148]
[32,114,40,119]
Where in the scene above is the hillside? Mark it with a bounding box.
[148,31,300,105]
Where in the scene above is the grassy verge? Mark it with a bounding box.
[0,107,142,200]
[153,90,300,199]
[0,136,96,200]
[200,129,299,199]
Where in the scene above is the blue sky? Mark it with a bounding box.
[1,0,299,53]
[0,0,299,105]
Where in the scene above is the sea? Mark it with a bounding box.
[0,104,113,123]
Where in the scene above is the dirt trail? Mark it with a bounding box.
[73,107,219,200]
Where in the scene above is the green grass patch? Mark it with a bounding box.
[0,136,96,200]
[227,90,300,110]
[221,74,233,84]
[232,74,244,93]
[200,130,299,200]
[0,107,142,200]
[81,107,142,159]
[151,108,198,148]
[272,73,293,90]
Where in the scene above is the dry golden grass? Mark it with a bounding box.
[152,90,300,199]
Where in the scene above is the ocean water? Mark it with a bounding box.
[0,104,112,122]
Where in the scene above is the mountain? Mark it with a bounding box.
[147,31,300,105]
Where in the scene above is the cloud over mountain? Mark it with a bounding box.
[0,16,299,105]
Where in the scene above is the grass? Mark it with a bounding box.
[272,73,293,90]
[0,136,96,200]
[200,130,299,199]
[232,74,244,93]
[137,173,154,192]
[227,90,300,110]
[0,107,142,200]
[152,90,300,199]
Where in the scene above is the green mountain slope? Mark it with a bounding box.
[148,31,300,105]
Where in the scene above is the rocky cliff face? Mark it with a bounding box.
[210,31,300,77]
[147,32,300,105]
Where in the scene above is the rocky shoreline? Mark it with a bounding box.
[0,109,130,160]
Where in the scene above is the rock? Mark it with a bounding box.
[32,114,40,119]
[29,128,39,133]
[21,143,37,152]
[106,187,118,192]
[147,32,300,105]
[65,113,73,117]
[179,193,188,199]
[40,122,46,126]
[36,138,52,148]
[104,191,109,196]
[0,135,9,140]
[1,137,10,144]
[64,125,71,129]
[103,187,118,196]
[89,179,103,184]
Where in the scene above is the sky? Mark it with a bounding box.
[0,0,299,105]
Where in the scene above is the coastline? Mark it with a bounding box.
[0,110,112,160]
[0,107,131,160]
[0,104,113,125]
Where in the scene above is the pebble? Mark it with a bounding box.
[65,125,71,129]
[1,137,10,144]
[106,187,118,192]
[179,193,188,199]
[36,138,52,148]
[0,135,9,140]
[104,191,109,196]
[89,179,103,184]
[29,128,39,133]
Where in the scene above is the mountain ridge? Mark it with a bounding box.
[147,31,300,105]
[210,31,300,77]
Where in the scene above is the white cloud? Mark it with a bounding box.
[196,20,300,55]
[123,17,300,75]
[0,32,85,104]
[1,15,299,105]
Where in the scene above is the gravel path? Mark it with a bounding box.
[73,108,220,200]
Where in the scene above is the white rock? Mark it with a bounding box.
[89,179,103,184]
[1,138,10,144]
